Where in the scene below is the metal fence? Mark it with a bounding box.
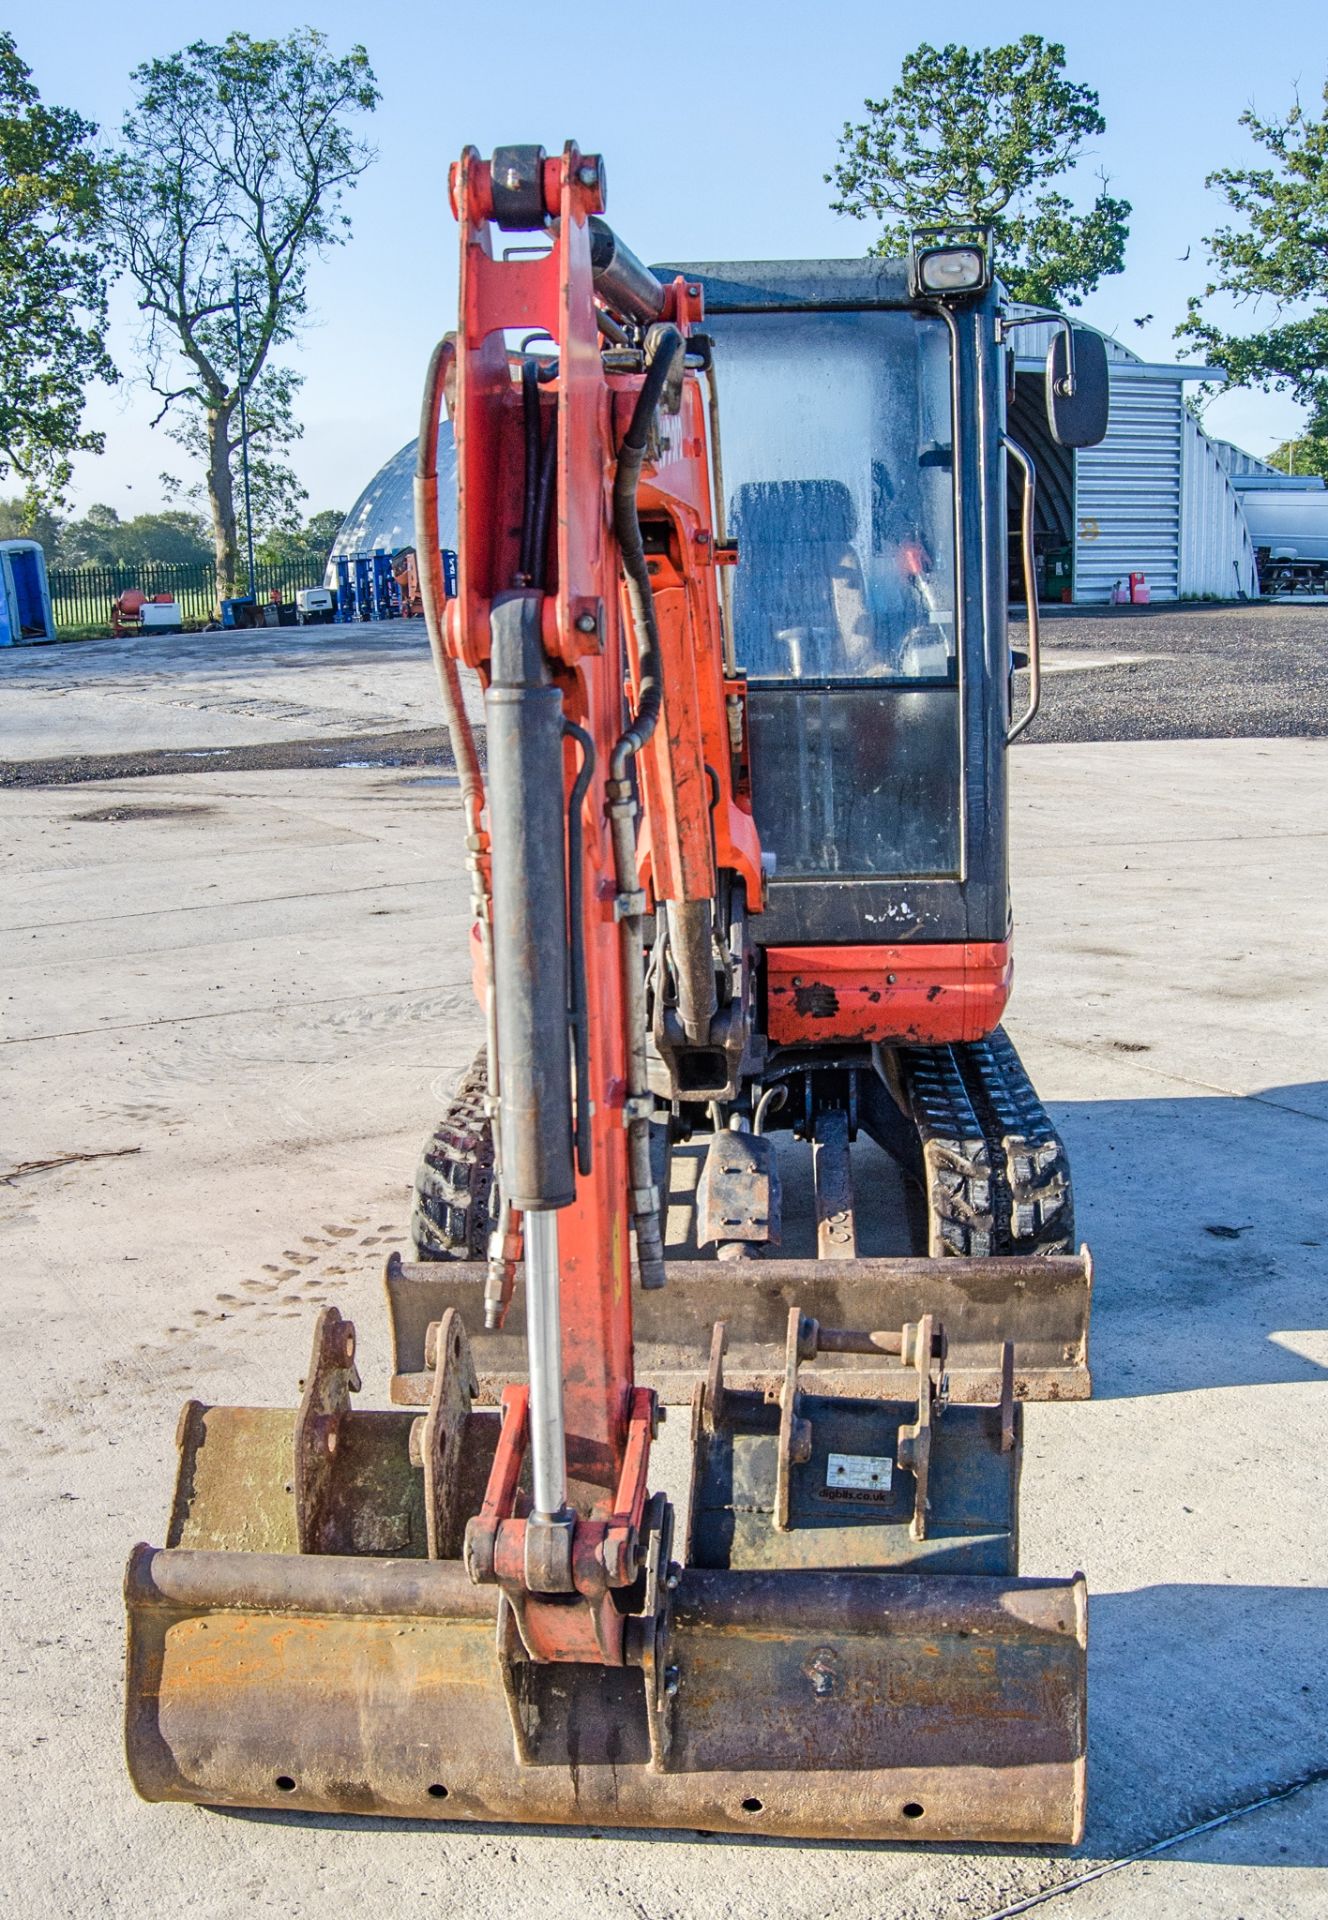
[48,557,324,636]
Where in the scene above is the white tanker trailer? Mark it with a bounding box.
[1236,479,1328,594]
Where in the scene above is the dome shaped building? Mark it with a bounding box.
[327,423,457,579]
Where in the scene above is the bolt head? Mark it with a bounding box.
[575,610,597,633]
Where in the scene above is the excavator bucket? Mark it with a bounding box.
[126,1305,1087,1844]
[384,1248,1093,1407]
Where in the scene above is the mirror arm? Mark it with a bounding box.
[1003,433,1042,744]
[997,311,1077,396]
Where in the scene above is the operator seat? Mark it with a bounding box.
[730,480,873,678]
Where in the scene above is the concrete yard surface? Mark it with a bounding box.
[0,619,448,761]
[1,715,1326,1911]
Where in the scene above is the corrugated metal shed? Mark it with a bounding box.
[1180,413,1258,598]
[1076,375,1183,599]
[1211,439,1282,481]
[1012,320,1251,601]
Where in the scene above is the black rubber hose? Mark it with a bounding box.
[530,411,558,591]
[611,324,684,783]
[518,357,541,585]
[563,719,596,1177]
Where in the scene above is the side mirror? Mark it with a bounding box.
[1046,327,1109,448]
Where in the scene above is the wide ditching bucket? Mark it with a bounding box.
[126,1304,1087,1844]
[384,1249,1093,1407]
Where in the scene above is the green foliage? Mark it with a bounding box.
[0,33,114,505]
[1265,432,1328,480]
[53,501,212,567]
[255,507,344,569]
[102,30,378,593]
[160,364,309,540]
[0,492,63,551]
[828,36,1130,308]
[1179,82,1328,436]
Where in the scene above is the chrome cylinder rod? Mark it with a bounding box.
[523,1208,568,1519]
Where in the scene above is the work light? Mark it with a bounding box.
[913,245,989,296]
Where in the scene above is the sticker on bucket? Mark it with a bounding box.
[826,1452,892,1492]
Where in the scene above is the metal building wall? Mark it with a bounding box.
[1010,317,1252,602]
[1180,412,1258,598]
[1211,438,1282,481]
[1073,375,1183,600]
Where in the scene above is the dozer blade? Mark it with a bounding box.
[126,1547,1086,1844]
[385,1249,1093,1406]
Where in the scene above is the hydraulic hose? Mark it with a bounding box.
[414,335,485,840]
[563,719,595,1177]
[416,336,505,1322]
[610,324,684,784]
[518,357,541,585]
[607,324,684,1292]
[530,414,559,592]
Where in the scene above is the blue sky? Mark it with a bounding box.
[20,0,1328,518]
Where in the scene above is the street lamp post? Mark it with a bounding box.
[232,272,257,603]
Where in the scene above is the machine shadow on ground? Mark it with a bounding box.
[1084,1583,1328,1864]
[1048,1083,1328,1400]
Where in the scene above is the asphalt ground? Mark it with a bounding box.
[1014,601,1328,745]
[2,602,1325,786]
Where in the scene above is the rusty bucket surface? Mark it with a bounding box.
[384,1251,1093,1406]
[126,1306,1086,1846]
[126,1545,1086,1843]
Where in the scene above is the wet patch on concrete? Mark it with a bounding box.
[69,803,218,824]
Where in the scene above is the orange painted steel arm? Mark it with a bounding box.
[444,146,764,1657]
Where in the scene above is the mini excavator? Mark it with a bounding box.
[126,142,1110,1845]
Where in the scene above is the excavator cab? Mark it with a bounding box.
[716,297,964,891]
[125,149,1108,1847]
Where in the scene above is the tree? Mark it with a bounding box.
[255,506,344,569]
[1178,83,1328,446]
[0,33,114,505]
[0,493,63,552]
[1265,432,1328,481]
[159,364,309,545]
[103,31,378,597]
[54,502,212,567]
[828,36,1130,308]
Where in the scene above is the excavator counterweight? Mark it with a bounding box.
[126,140,1110,1846]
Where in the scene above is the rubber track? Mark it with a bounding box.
[409,1047,496,1261]
[898,1027,1075,1257]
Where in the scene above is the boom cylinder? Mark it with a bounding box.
[486,593,575,1212]
[589,216,666,324]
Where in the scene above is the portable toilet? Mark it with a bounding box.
[0,539,56,644]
